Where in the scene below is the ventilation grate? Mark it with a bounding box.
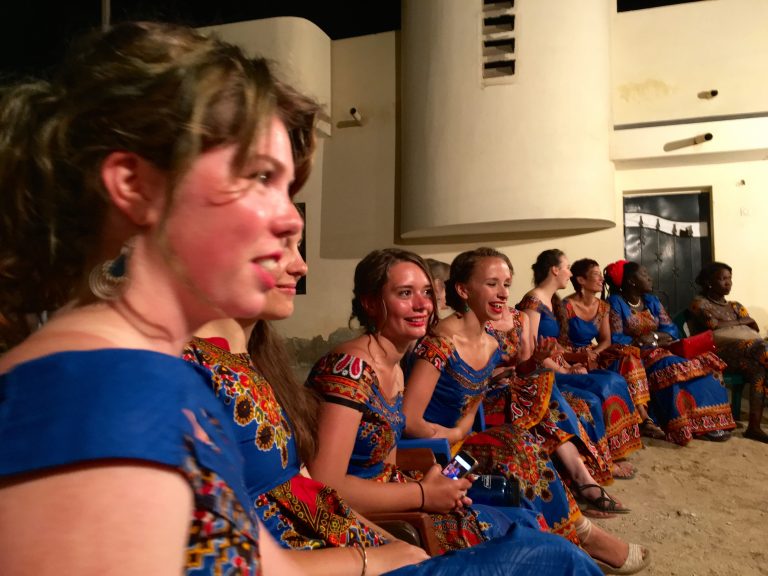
[482,0,515,82]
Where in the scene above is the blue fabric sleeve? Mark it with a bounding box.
[645,295,680,339]
[606,296,633,345]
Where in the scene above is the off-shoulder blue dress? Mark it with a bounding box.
[0,349,261,575]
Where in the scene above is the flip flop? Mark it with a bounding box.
[576,483,630,515]
[594,543,651,575]
[580,507,617,520]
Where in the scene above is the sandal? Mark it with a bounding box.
[576,483,630,515]
[594,543,651,575]
[639,418,665,440]
[697,429,731,442]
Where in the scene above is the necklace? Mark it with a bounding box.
[706,295,728,307]
[626,297,643,309]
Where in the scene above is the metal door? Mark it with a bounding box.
[623,191,712,318]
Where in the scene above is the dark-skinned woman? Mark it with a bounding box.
[604,260,736,445]
[689,262,768,443]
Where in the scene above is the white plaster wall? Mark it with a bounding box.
[277,32,399,339]
[198,17,331,121]
[231,4,768,343]
[612,0,768,332]
[277,33,624,340]
[612,0,768,125]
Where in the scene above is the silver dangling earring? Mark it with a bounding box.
[89,239,134,300]
[463,301,470,313]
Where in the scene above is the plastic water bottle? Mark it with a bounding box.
[466,474,520,507]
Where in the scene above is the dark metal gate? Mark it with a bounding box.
[623,191,713,318]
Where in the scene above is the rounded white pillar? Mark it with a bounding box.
[401,0,614,238]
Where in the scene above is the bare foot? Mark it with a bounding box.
[611,461,636,480]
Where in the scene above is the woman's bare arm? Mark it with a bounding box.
[0,463,191,576]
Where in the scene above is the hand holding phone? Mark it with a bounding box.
[420,457,474,513]
[442,450,478,480]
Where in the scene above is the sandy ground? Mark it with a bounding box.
[595,420,767,576]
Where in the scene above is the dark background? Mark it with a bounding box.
[1,1,702,81]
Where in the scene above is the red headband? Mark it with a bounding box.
[605,260,628,288]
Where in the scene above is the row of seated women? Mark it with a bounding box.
[2,21,753,575]
[558,255,763,444]
[0,23,616,573]
[182,242,653,575]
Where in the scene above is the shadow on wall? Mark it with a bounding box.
[284,326,362,382]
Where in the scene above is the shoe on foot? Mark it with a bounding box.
[576,483,630,514]
[697,430,731,442]
[594,543,651,575]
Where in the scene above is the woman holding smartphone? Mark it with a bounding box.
[403,248,650,574]
[307,249,605,575]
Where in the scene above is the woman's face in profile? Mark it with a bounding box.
[710,268,732,297]
[258,233,308,322]
[163,115,303,321]
[554,255,572,290]
[578,265,604,294]
[633,266,653,294]
[433,278,447,309]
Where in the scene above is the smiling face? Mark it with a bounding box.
[258,233,307,321]
[162,115,303,322]
[462,257,512,322]
[577,265,604,294]
[376,261,434,344]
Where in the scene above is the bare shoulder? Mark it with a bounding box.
[0,308,125,374]
[0,462,192,575]
[434,315,460,337]
[331,335,373,363]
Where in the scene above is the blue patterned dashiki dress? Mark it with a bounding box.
[183,337,386,550]
[412,334,582,544]
[308,351,544,554]
[608,294,735,445]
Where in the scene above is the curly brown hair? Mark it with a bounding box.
[0,22,319,347]
[350,249,439,333]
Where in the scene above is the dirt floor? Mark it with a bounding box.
[595,421,767,576]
